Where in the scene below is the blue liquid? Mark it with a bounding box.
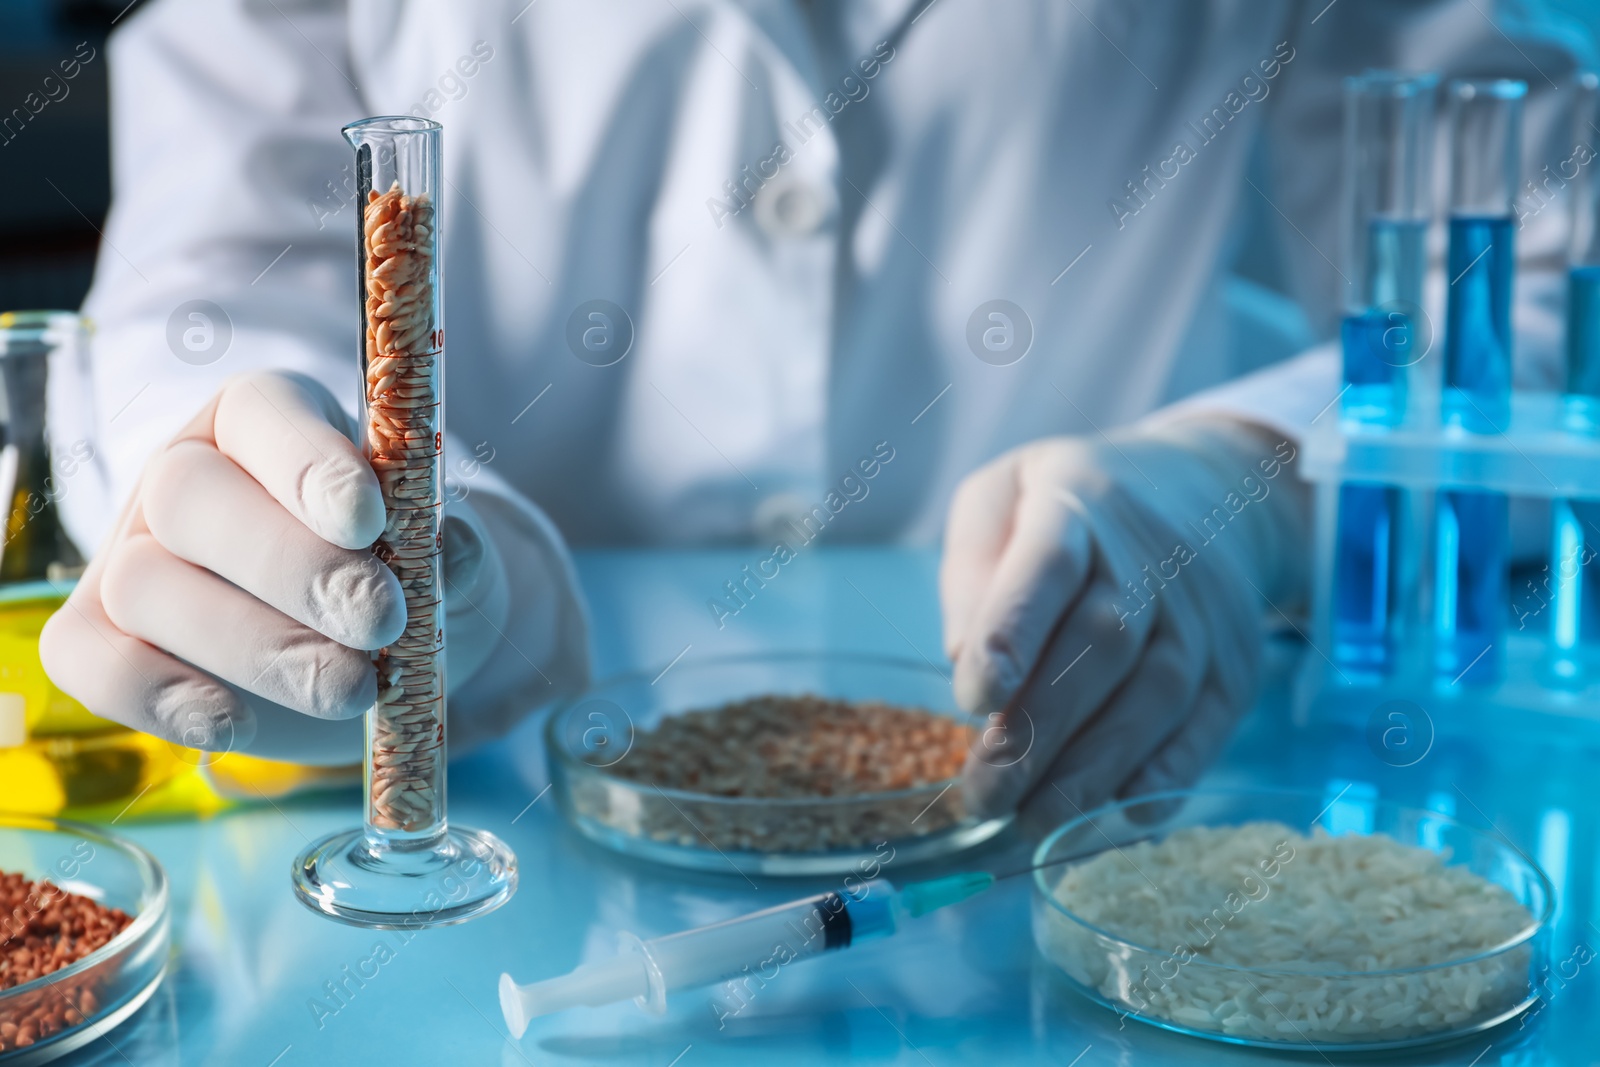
[1332,482,1400,672]
[1443,215,1514,432]
[1567,265,1600,398]
[1333,217,1426,670]
[1435,490,1507,686]
[1435,215,1512,685]
[1544,500,1600,679]
[1549,269,1600,664]
[1343,310,1404,388]
[1341,309,1420,424]
[1342,218,1428,424]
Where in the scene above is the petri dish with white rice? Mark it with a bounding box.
[1031,789,1553,1051]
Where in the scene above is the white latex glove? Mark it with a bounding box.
[39,371,546,764]
[942,416,1308,825]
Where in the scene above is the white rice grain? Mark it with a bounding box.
[1036,822,1534,1043]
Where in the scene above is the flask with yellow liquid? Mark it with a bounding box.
[0,312,356,819]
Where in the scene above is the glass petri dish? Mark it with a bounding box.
[546,652,1011,876]
[0,815,169,1065]
[1030,788,1554,1052]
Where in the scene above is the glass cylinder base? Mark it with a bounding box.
[291,825,516,929]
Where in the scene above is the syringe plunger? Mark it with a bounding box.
[500,955,652,1037]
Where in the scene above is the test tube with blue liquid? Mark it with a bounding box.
[1332,72,1435,674]
[1436,79,1524,686]
[1551,73,1600,679]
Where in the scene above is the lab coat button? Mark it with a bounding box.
[754,178,830,238]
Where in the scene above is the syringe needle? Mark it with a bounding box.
[896,832,1157,918]
[986,831,1158,884]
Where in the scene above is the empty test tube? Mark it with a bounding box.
[1436,79,1524,686]
[1332,72,1435,674]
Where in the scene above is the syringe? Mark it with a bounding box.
[500,841,1141,1037]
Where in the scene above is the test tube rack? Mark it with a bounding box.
[1295,390,1600,726]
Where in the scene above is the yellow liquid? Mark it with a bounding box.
[0,588,356,818]
[0,591,107,734]
[0,589,192,815]
[0,731,193,814]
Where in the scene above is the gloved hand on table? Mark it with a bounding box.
[40,371,587,764]
[941,415,1308,825]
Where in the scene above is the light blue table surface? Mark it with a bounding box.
[54,548,1600,1066]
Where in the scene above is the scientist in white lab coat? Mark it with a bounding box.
[39,0,1589,822]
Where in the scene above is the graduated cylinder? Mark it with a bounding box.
[349,117,446,839]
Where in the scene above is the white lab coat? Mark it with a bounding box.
[65,0,1592,557]
[60,0,1592,574]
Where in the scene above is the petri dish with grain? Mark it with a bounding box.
[0,815,168,1063]
[546,653,1011,875]
[1031,788,1554,1051]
